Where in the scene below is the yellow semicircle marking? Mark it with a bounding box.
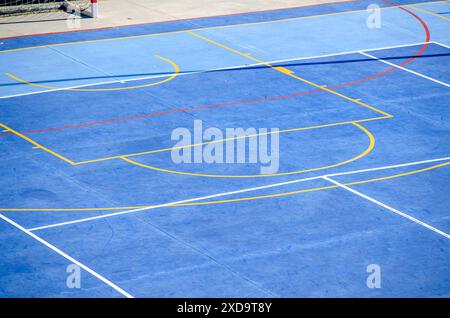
[5,54,179,92]
[120,122,375,178]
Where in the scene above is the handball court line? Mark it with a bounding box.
[323,176,450,239]
[359,51,450,87]
[0,213,133,298]
[0,41,432,100]
[3,6,432,164]
[25,156,450,231]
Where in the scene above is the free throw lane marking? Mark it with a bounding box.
[185,30,392,118]
[0,123,76,165]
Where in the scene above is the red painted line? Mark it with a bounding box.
[0,0,430,138]
[325,0,430,90]
[0,91,322,136]
[0,0,357,40]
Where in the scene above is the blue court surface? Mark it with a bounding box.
[0,0,449,297]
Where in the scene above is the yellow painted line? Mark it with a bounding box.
[1,160,449,212]
[120,122,375,178]
[0,123,76,165]
[407,4,450,21]
[0,55,178,165]
[185,30,393,118]
[0,206,149,212]
[0,0,444,54]
[73,116,387,165]
[5,55,179,92]
[173,161,450,207]
[0,115,387,168]
[0,4,398,166]
[193,0,447,31]
[0,1,401,166]
[274,66,294,75]
[346,161,450,185]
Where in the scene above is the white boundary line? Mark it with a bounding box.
[322,176,450,239]
[0,41,431,100]
[27,156,450,231]
[359,51,450,88]
[431,41,450,49]
[0,213,134,297]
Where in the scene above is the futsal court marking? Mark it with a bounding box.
[181,0,432,117]
[2,160,447,300]
[323,176,450,239]
[0,36,398,168]
[1,1,439,167]
[79,117,379,167]
[359,51,450,87]
[4,55,180,92]
[0,40,438,168]
[0,39,442,104]
[0,1,447,300]
[117,39,450,177]
[0,2,446,212]
[434,41,450,48]
[0,0,438,103]
[0,122,77,165]
[119,122,374,178]
[0,213,134,298]
[4,156,448,214]
[112,9,434,177]
[0,39,445,176]
[0,0,437,167]
[407,2,450,21]
[0,0,445,55]
[0,113,384,169]
[0,40,435,101]
[17,156,450,238]
[1,39,432,146]
[72,4,438,168]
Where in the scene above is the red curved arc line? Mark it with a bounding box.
[0,0,430,137]
[330,0,431,90]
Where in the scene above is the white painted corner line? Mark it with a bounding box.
[0,213,134,298]
[431,41,450,49]
[26,156,450,232]
[359,51,450,88]
[322,176,450,239]
[0,41,433,100]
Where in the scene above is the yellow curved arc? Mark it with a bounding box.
[5,55,179,92]
[74,118,387,165]
[1,160,449,212]
[120,122,375,178]
[174,161,450,207]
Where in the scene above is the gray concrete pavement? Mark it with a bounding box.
[0,0,347,38]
